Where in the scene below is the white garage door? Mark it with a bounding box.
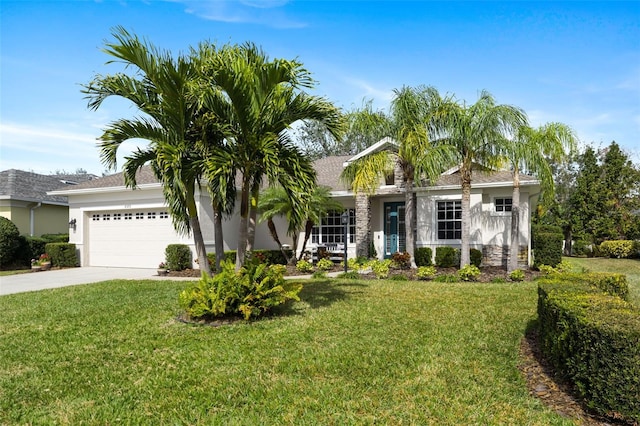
[88,210,180,268]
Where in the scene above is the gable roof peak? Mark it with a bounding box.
[343,137,398,166]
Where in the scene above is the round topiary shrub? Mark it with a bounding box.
[0,217,20,268]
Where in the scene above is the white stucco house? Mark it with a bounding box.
[50,139,540,269]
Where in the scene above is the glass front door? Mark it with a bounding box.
[384,202,406,257]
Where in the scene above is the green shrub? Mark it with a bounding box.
[599,240,635,259]
[0,217,20,268]
[470,248,483,267]
[223,250,237,263]
[41,233,69,243]
[572,239,590,257]
[165,244,192,271]
[347,256,369,271]
[391,251,411,269]
[414,247,433,266]
[533,232,563,268]
[389,274,409,281]
[249,249,293,265]
[435,247,459,268]
[179,260,302,321]
[311,270,327,279]
[316,258,334,271]
[458,264,481,281]
[416,266,437,280]
[537,277,640,422]
[337,271,360,279]
[532,224,563,237]
[370,259,392,279]
[509,269,525,282]
[45,243,78,267]
[434,274,458,283]
[296,259,314,273]
[368,240,377,259]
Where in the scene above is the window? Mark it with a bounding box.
[124,213,132,220]
[147,212,156,219]
[92,214,100,221]
[102,214,110,221]
[437,200,461,240]
[311,209,355,245]
[495,197,512,213]
[135,213,144,220]
[159,211,169,219]
[113,213,122,220]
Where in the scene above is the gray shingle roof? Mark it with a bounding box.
[48,158,537,195]
[0,169,99,204]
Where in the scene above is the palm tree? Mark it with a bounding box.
[83,27,212,276]
[200,43,344,269]
[341,86,456,266]
[258,185,343,263]
[505,123,576,271]
[430,90,528,267]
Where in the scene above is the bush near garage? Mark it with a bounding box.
[45,243,78,267]
[0,217,21,268]
[165,244,192,271]
[537,273,639,423]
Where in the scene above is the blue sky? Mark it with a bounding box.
[1,0,638,175]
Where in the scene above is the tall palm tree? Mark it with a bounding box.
[430,90,528,267]
[200,43,344,269]
[83,27,212,276]
[505,123,576,271]
[341,86,456,267]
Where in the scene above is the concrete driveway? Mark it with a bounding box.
[0,267,196,296]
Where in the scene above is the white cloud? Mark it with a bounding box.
[172,0,306,28]
[0,122,145,175]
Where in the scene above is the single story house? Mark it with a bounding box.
[0,169,98,236]
[50,139,540,268]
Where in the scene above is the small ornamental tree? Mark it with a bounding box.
[0,217,20,268]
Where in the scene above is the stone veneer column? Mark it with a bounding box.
[355,193,371,258]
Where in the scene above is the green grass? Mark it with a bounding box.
[0,269,31,277]
[0,278,574,425]
[564,257,640,304]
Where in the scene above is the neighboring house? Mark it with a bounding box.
[0,169,98,236]
[50,139,540,269]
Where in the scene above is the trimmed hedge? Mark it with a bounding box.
[207,250,294,268]
[414,247,433,267]
[45,243,78,267]
[165,244,192,271]
[470,248,482,268]
[533,227,563,268]
[435,247,459,268]
[537,274,639,423]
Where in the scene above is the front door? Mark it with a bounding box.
[384,202,406,257]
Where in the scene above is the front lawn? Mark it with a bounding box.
[0,278,573,424]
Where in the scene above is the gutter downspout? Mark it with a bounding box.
[30,202,42,236]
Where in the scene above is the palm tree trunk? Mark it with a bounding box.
[508,172,521,272]
[460,169,472,268]
[236,179,251,270]
[267,219,291,263]
[186,195,211,277]
[298,220,314,261]
[246,188,259,253]
[213,203,225,272]
[405,176,417,268]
